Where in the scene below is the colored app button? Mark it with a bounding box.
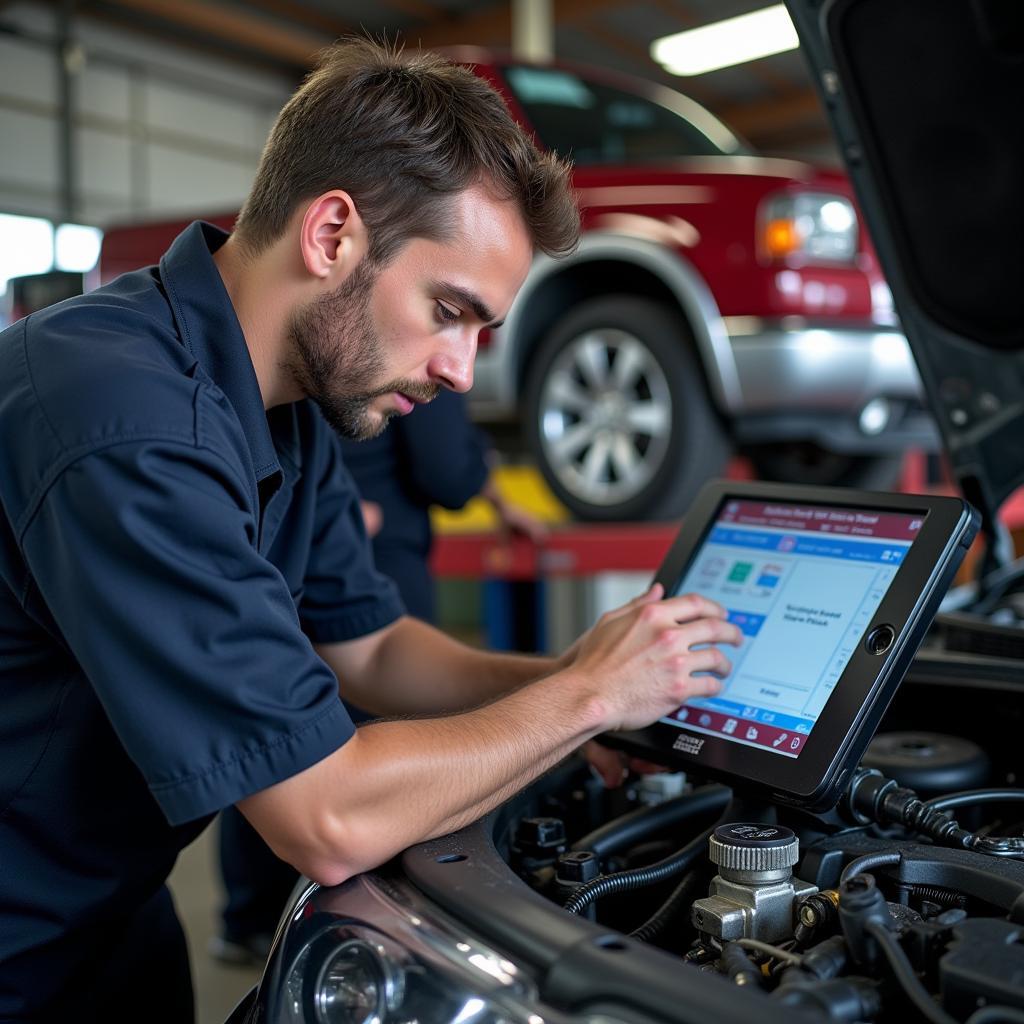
[728,562,754,583]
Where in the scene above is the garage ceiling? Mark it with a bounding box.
[46,0,835,159]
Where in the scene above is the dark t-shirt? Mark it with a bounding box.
[0,222,403,1016]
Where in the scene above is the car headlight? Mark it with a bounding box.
[277,877,550,1024]
[759,191,859,263]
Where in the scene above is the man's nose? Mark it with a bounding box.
[428,332,476,393]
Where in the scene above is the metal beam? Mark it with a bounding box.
[97,0,327,67]
[405,0,625,50]
[512,0,552,61]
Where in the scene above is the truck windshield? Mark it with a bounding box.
[502,65,745,164]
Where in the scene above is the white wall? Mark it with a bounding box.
[0,2,294,227]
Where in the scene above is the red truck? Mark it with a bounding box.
[101,50,931,521]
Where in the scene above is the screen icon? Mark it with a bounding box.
[745,726,759,741]
[699,713,712,727]
[677,709,689,722]
[790,737,801,750]
[772,732,789,748]
[728,562,754,583]
[722,718,737,735]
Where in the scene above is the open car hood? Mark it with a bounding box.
[787,0,1024,564]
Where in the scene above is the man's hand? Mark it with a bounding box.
[359,500,383,538]
[481,477,549,544]
[568,583,741,733]
[582,739,666,788]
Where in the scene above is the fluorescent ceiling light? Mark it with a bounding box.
[651,4,799,76]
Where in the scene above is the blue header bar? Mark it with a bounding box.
[708,526,909,565]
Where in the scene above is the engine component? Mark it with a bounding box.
[939,919,1024,1019]
[794,889,841,946]
[637,772,689,806]
[721,942,763,988]
[569,785,731,860]
[556,850,600,885]
[862,732,990,797]
[630,869,704,943]
[691,823,817,945]
[511,817,567,874]
[799,935,849,981]
[772,976,882,1022]
[838,874,894,968]
[564,824,715,915]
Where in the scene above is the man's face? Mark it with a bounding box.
[286,186,533,440]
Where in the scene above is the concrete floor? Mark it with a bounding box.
[168,823,262,1024]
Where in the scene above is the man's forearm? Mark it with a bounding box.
[244,589,739,888]
[239,666,606,885]
[316,616,559,717]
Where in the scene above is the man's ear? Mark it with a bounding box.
[298,190,368,282]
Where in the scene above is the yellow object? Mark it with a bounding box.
[431,465,570,534]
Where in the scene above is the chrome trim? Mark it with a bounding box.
[470,232,740,416]
[728,326,922,412]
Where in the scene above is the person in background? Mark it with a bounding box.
[346,387,546,621]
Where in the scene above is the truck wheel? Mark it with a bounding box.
[746,442,904,490]
[524,295,730,521]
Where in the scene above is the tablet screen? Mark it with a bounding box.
[663,499,926,758]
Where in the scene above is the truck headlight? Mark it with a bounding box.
[278,879,543,1024]
[759,191,858,263]
[315,938,396,1024]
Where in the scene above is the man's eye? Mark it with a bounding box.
[435,301,461,323]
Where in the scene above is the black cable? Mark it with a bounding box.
[925,789,1024,814]
[564,823,715,915]
[570,785,730,859]
[840,851,901,886]
[864,919,958,1024]
[629,867,702,942]
[966,1008,1024,1024]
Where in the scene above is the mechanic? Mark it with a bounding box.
[0,38,739,1022]
[214,388,547,964]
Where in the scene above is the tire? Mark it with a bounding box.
[524,295,731,521]
[746,442,904,491]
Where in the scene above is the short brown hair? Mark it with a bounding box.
[234,38,579,264]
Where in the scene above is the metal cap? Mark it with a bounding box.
[709,823,799,874]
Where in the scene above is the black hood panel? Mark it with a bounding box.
[788,0,1024,542]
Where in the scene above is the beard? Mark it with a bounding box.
[284,258,439,440]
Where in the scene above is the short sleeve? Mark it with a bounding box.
[20,438,355,826]
[298,429,406,644]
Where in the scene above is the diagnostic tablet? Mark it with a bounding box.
[610,481,979,811]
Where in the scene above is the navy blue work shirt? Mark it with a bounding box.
[0,222,404,1015]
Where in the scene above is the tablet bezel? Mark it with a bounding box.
[607,480,978,811]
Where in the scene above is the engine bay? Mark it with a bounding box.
[487,678,1024,1024]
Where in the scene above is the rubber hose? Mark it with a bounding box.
[571,785,730,859]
